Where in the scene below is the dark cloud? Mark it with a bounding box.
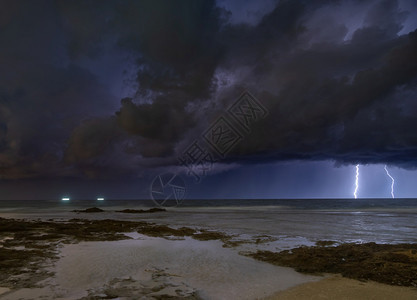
[115,96,195,157]
[212,0,417,169]
[114,0,224,96]
[0,0,117,179]
[1,0,417,183]
[65,117,120,163]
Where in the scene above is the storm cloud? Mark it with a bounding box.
[1,0,417,182]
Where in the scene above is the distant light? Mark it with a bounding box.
[97,197,104,201]
[62,197,70,201]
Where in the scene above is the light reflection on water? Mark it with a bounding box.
[1,199,416,249]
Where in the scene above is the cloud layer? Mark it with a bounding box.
[1,0,417,181]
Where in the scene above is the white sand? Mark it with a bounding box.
[0,288,10,296]
[266,275,417,300]
[3,234,320,299]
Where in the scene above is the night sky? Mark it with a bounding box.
[1,0,417,200]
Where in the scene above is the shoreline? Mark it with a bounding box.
[1,216,417,299]
[266,275,417,300]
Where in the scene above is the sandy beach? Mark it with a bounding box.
[267,275,417,300]
[1,223,319,299]
[1,215,417,299]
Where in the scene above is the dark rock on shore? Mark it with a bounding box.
[72,207,105,213]
[116,208,166,213]
[316,240,337,246]
[247,242,417,287]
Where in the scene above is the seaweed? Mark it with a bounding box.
[247,242,417,287]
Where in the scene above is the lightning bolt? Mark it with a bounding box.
[354,164,359,199]
[384,165,395,198]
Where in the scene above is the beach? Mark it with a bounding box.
[1,199,417,299]
[0,217,320,299]
[267,275,417,300]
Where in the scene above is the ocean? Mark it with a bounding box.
[1,198,416,250]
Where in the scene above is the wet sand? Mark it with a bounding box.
[1,216,417,299]
[0,217,319,299]
[266,275,417,300]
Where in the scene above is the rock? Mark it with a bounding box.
[116,208,166,214]
[247,242,417,287]
[316,240,337,247]
[72,207,104,213]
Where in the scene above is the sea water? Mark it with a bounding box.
[1,198,416,249]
